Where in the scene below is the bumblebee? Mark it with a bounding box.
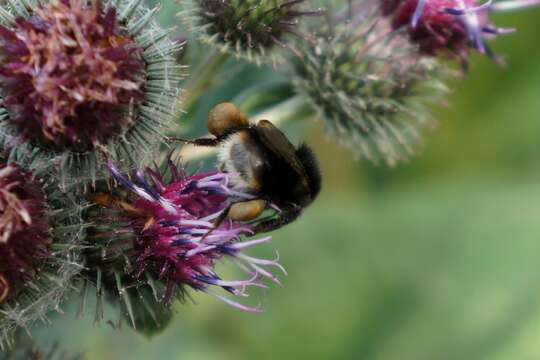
[179,103,321,233]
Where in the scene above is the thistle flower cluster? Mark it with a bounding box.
[0,0,537,354]
[0,0,297,350]
[181,0,321,64]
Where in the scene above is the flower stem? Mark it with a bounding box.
[182,49,230,110]
[491,0,540,11]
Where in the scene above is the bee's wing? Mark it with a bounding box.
[254,120,306,177]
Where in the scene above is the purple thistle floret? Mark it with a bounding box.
[107,161,286,313]
[384,0,540,63]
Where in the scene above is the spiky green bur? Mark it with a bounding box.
[181,0,319,65]
[0,154,86,350]
[0,0,184,187]
[292,15,450,165]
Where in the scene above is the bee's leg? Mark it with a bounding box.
[251,205,302,234]
[195,207,229,243]
[200,200,267,241]
[89,192,147,217]
[207,103,249,137]
[169,137,221,147]
[228,199,267,222]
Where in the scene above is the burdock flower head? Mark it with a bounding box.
[181,0,321,64]
[291,2,450,165]
[0,155,85,349]
[0,0,183,184]
[0,0,144,149]
[85,159,285,329]
[383,0,540,64]
[0,160,50,304]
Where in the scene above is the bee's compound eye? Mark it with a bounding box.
[208,102,249,137]
[228,199,267,222]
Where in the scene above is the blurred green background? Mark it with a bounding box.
[34,2,540,360]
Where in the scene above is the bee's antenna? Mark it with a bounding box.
[167,136,221,147]
[167,136,193,143]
